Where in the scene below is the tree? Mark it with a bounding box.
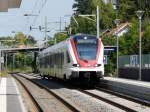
[25,35,36,46]
[0,36,14,47]
[53,32,67,43]
[142,21,150,54]
[119,18,139,55]
[71,0,115,34]
[102,35,116,46]
[73,0,92,14]
[117,0,150,21]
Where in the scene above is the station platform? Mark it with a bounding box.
[102,77,150,102]
[0,77,26,112]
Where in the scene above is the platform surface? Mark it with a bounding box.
[104,77,150,88]
[103,77,150,102]
[0,77,26,112]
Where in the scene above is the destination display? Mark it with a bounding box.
[76,39,97,44]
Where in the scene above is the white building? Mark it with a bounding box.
[101,22,131,38]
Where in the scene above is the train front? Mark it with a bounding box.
[69,34,104,82]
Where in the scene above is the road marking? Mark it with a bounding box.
[0,78,7,112]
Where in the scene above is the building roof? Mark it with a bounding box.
[0,0,22,12]
[101,22,131,38]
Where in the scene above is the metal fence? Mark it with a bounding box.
[119,54,150,68]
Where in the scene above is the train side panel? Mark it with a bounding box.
[39,34,104,82]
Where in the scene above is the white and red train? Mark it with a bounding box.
[39,34,104,83]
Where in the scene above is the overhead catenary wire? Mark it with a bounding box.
[29,0,48,28]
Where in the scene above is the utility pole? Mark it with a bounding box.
[60,17,62,32]
[115,19,120,77]
[45,16,48,47]
[5,53,7,70]
[136,10,144,80]
[97,6,100,38]
[12,54,15,72]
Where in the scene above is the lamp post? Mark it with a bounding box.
[136,10,144,81]
[114,19,120,77]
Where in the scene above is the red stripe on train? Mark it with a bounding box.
[70,38,102,67]
[70,38,79,63]
[96,39,102,62]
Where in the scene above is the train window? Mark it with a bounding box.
[52,54,54,67]
[39,58,42,68]
[66,51,71,63]
[58,53,61,68]
[44,56,47,68]
[62,53,64,67]
[74,35,98,60]
[55,53,58,67]
[60,53,64,68]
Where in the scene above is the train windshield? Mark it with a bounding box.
[74,35,98,60]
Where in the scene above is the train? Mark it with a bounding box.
[38,34,104,83]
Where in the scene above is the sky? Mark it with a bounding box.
[0,0,74,41]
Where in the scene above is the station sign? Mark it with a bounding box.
[0,57,4,63]
[130,55,138,66]
[104,55,108,65]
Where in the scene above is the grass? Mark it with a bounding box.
[8,66,32,73]
[0,66,33,77]
[0,70,8,77]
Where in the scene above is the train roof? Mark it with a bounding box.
[40,39,68,56]
[73,34,97,38]
[39,34,99,56]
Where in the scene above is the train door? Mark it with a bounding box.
[60,51,64,79]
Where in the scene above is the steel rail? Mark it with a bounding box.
[98,82,150,107]
[78,89,137,112]
[16,73,81,112]
[12,74,43,112]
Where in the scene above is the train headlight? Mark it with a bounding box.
[72,64,80,67]
[95,64,101,67]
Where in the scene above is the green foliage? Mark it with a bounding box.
[0,32,37,48]
[102,35,116,46]
[71,17,96,34]
[54,32,67,43]
[142,21,150,54]
[119,18,139,55]
[14,32,26,45]
[104,53,116,76]
[47,32,67,46]
[15,52,32,68]
[47,0,150,75]
[118,0,137,21]
[48,39,55,46]
[71,0,115,34]
[0,36,14,47]
[25,35,36,46]
[118,0,150,21]
[73,0,93,14]
[0,32,37,72]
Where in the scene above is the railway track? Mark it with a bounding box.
[98,82,150,106]
[12,74,80,112]
[14,73,150,112]
[78,89,136,112]
[13,74,43,112]
[95,86,150,106]
[79,88,150,112]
